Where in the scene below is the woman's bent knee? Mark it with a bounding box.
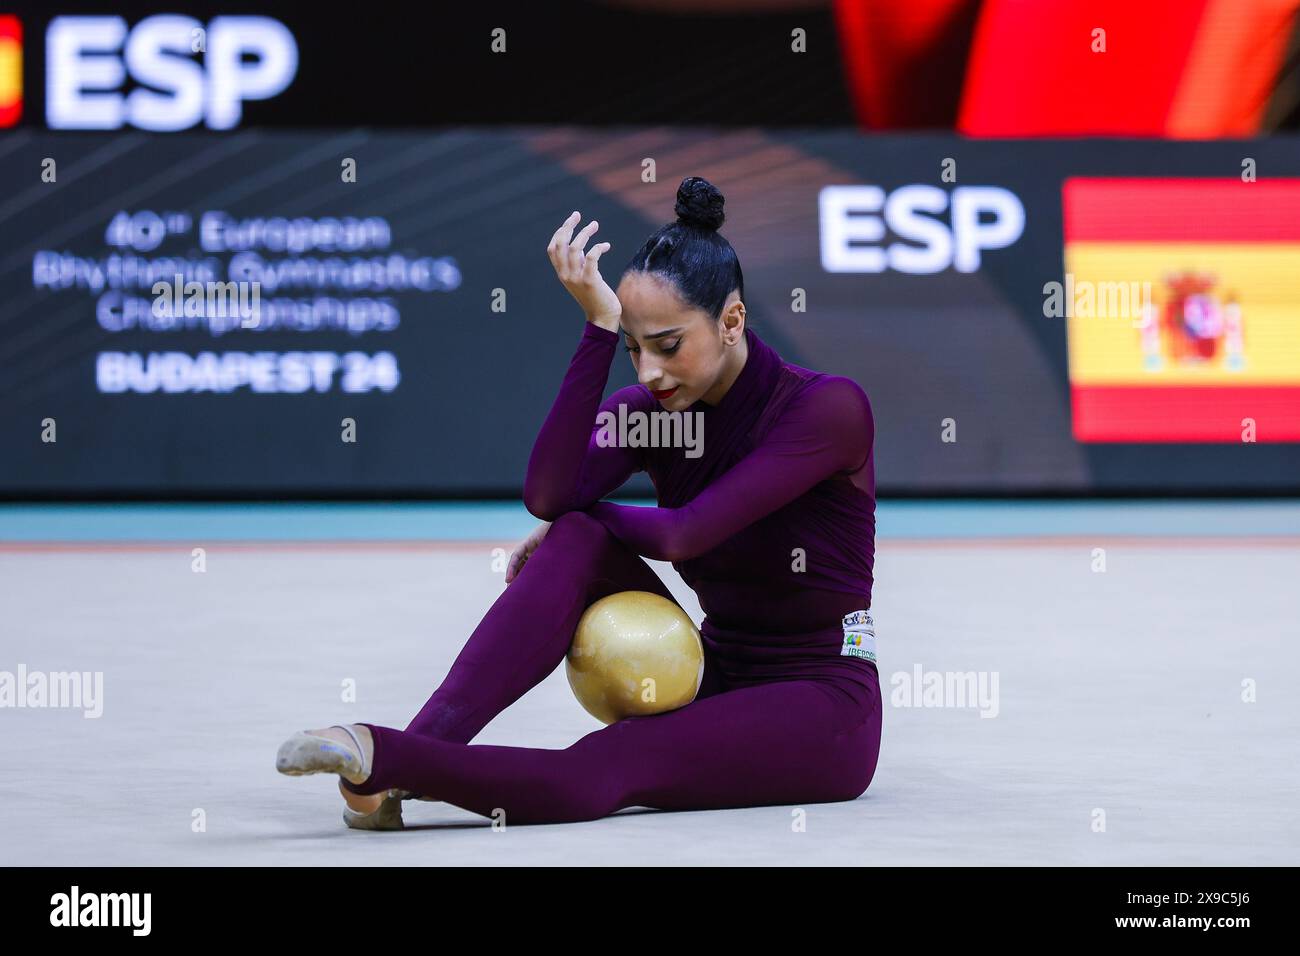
[546,510,614,547]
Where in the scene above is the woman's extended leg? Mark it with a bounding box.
[346,673,882,825]
[340,511,723,799]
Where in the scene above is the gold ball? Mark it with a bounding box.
[566,590,704,724]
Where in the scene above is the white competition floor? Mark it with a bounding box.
[1,501,1297,866]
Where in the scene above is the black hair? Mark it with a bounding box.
[623,176,745,322]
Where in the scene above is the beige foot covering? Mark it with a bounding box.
[276,724,368,784]
[342,790,406,831]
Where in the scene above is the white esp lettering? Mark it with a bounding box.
[818,184,1025,274]
[46,15,298,130]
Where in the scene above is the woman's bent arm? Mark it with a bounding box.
[524,322,646,520]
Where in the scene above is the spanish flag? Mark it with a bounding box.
[1063,178,1300,442]
[0,16,19,128]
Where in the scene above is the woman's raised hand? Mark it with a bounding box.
[548,211,621,332]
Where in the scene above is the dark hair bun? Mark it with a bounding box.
[674,176,725,232]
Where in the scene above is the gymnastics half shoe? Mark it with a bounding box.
[276,724,369,785]
[343,790,406,831]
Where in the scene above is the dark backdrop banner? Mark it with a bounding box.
[1,130,1298,497]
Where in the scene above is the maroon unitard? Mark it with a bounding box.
[343,322,881,824]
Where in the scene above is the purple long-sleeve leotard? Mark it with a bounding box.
[344,322,882,823]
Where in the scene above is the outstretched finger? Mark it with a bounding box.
[569,219,599,251]
[565,220,599,273]
[583,241,612,276]
[549,211,581,256]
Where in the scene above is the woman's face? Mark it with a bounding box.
[616,272,743,411]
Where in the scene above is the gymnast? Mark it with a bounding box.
[277,176,881,828]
